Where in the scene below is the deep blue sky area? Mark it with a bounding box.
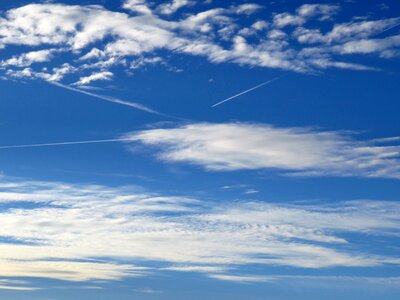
[0,0,399,299]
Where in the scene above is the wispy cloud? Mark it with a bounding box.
[51,82,161,115]
[207,274,274,283]
[133,287,163,294]
[0,177,399,283]
[157,0,194,15]
[126,122,400,179]
[0,279,39,291]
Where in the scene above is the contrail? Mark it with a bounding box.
[375,20,400,36]
[0,138,133,150]
[50,82,162,115]
[211,76,281,108]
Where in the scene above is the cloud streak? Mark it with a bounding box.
[127,122,400,179]
[51,82,162,115]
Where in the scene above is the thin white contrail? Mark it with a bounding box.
[375,20,400,36]
[211,76,281,108]
[0,138,133,150]
[50,82,162,115]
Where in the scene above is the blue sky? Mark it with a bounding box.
[0,0,400,299]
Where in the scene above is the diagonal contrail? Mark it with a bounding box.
[50,82,162,115]
[0,138,133,150]
[375,20,400,36]
[211,76,282,108]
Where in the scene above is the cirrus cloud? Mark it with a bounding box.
[0,176,399,286]
[126,122,400,179]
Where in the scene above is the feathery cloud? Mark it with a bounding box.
[126,123,400,178]
[0,177,399,284]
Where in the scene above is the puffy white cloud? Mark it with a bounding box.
[252,20,269,30]
[122,0,152,15]
[273,13,305,28]
[0,49,56,67]
[0,2,399,84]
[127,123,400,178]
[268,29,287,40]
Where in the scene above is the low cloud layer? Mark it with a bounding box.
[127,123,400,179]
[0,177,399,286]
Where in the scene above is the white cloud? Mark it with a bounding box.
[130,56,163,69]
[79,48,106,60]
[0,279,39,291]
[207,274,273,283]
[272,4,339,28]
[126,123,400,178]
[73,70,114,86]
[273,13,305,28]
[294,18,400,44]
[326,18,400,42]
[268,29,287,40]
[0,49,56,67]
[134,287,163,294]
[239,20,269,37]
[232,4,263,15]
[158,0,195,15]
[244,189,259,194]
[164,265,230,273]
[252,20,269,30]
[335,34,400,57]
[297,4,340,20]
[0,177,399,285]
[123,0,152,15]
[0,2,398,83]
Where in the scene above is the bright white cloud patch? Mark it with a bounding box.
[157,0,194,15]
[127,123,400,178]
[123,0,153,15]
[0,2,399,85]
[73,71,113,86]
[0,49,56,67]
[0,177,399,286]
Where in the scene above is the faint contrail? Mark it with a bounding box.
[50,82,162,115]
[211,76,281,108]
[0,138,133,150]
[375,20,400,36]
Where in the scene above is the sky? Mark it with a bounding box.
[0,0,400,299]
